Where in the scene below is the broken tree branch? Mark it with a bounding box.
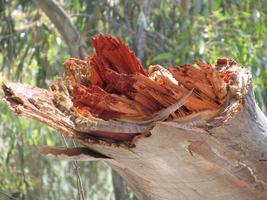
[2,34,267,200]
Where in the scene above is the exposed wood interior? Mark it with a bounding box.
[2,34,251,143]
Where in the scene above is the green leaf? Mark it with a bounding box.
[212,0,221,11]
[151,53,173,63]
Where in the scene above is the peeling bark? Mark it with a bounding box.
[2,34,267,200]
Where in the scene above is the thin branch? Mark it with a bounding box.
[61,135,85,200]
[33,0,88,59]
[0,191,18,200]
[136,0,152,61]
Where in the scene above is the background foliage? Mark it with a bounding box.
[1,0,267,199]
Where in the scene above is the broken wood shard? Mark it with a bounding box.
[3,34,266,200]
[37,146,111,161]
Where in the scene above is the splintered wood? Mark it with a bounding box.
[3,34,250,143]
[65,34,232,122]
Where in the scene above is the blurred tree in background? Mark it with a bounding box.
[0,0,267,199]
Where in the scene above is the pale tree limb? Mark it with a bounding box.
[33,0,88,59]
[3,79,267,200]
[136,0,152,61]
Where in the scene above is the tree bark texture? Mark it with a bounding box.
[94,86,267,200]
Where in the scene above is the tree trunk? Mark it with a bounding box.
[89,85,267,200]
[2,35,267,199]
